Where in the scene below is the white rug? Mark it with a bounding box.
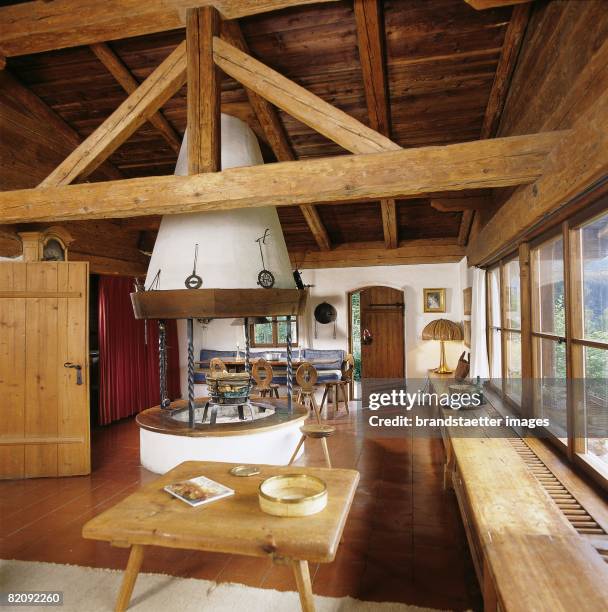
[0,559,444,612]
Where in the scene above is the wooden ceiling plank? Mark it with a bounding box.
[290,239,466,269]
[212,36,401,155]
[39,41,187,187]
[481,4,531,138]
[467,89,608,266]
[187,7,221,174]
[1,70,124,183]
[457,210,475,246]
[0,131,566,225]
[90,42,182,153]
[380,199,398,249]
[220,19,331,251]
[465,0,531,9]
[353,0,390,136]
[0,0,340,57]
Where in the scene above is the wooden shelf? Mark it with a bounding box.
[130,288,307,320]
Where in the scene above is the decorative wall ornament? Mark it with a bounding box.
[314,301,337,339]
[423,288,446,313]
[255,228,275,288]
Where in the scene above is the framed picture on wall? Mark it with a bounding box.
[463,320,471,348]
[463,287,472,316]
[423,288,446,313]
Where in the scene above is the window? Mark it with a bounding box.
[570,210,608,469]
[531,234,567,439]
[486,256,522,405]
[249,316,298,348]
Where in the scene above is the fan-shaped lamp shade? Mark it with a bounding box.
[422,319,463,374]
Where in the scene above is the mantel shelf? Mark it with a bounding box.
[130,288,307,320]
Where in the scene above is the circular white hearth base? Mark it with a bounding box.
[140,420,304,474]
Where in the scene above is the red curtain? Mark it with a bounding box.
[98,276,181,425]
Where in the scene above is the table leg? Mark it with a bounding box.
[115,544,144,612]
[292,559,315,612]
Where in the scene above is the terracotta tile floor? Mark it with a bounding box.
[0,402,482,611]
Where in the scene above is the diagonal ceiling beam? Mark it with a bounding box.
[467,90,607,265]
[457,211,475,246]
[220,19,331,251]
[90,43,182,154]
[39,41,187,187]
[354,0,398,249]
[0,0,340,57]
[1,131,566,225]
[481,4,530,139]
[213,37,401,155]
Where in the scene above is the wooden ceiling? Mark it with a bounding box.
[2,0,522,270]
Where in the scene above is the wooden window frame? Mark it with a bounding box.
[486,195,608,491]
[249,316,299,348]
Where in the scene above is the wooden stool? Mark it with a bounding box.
[251,358,280,398]
[288,423,336,468]
[295,362,322,423]
[320,354,353,416]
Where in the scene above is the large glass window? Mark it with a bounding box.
[572,211,608,468]
[531,234,567,439]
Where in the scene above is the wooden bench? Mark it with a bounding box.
[429,373,608,611]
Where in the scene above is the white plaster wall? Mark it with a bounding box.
[191,262,466,388]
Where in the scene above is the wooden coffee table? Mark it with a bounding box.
[82,461,359,612]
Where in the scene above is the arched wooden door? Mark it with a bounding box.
[360,286,405,379]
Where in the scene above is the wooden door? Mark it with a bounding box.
[360,286,405,379]
[0,261,90,479]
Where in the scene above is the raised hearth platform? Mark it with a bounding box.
[136,398,308,474]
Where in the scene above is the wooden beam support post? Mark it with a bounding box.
[0,132,566,225]
[481,4,530,139]
[212,37,401,155]
[187,7,220,175]
[39,41,187,187]
[380,200,398,249]
[220,19,331,251]
[90,43,182,153]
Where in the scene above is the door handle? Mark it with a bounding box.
[64,362,83,385]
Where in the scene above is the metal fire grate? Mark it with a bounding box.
[509,438,608,563]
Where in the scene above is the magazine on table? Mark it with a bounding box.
[164,475,235,507]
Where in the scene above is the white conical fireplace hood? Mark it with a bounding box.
[145,114,295,291]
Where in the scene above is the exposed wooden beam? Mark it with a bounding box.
[0,0,339,57]
[457,211,475,246]
[70,253,148,276]
[187,7,220,174]
[380,200,398,249]
[481,4,530,138]
[467,92,608,266]
[219,20,331,251]
[465,0,531,9]
[430,197,491,212]
[212,37,400,155]
[39,42,187,187]
[354,0,390,136]
[290,239,465,269]
[0,132,565,225]
[90,43,182,154]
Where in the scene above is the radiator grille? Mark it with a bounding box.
[509,438,608,563]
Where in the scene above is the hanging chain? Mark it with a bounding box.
[158,320,170,408]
